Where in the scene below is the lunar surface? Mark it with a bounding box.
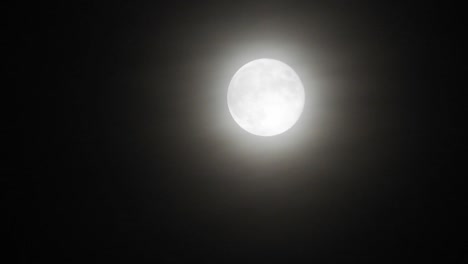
[227,59,305,136]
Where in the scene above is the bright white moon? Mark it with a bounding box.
[227,59,305,136]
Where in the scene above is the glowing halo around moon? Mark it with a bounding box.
[227,59,305,136]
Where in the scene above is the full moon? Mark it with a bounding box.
[227,59,305,136]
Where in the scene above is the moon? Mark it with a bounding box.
[227,59,305,136]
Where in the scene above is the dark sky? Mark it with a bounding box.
[8,1,459,263]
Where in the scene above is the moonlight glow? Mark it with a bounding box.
[227,59,305,136]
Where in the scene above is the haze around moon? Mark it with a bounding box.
[227,59,305,136]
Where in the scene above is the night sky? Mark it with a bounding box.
[8,1,460,263]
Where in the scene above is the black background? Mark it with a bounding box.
[7,1,461,263]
